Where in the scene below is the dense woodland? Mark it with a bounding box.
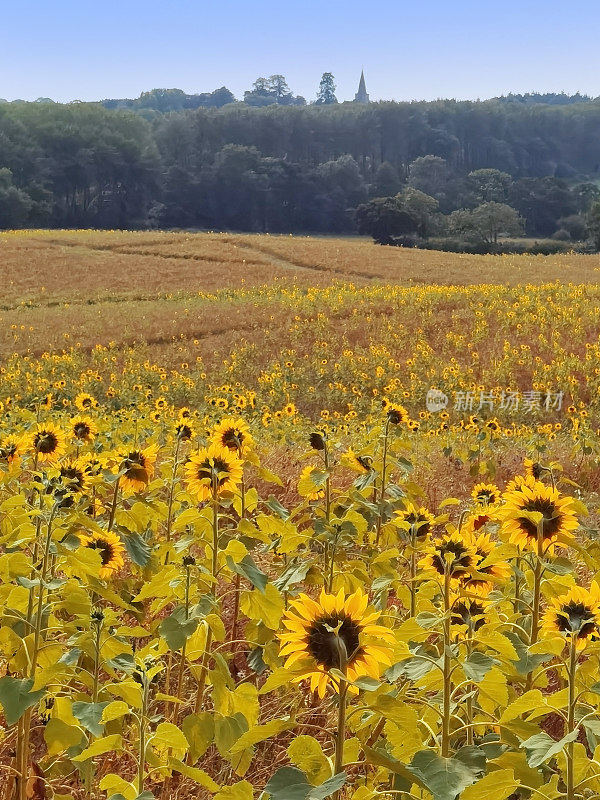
[1,88,600,246]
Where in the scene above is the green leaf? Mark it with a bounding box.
[288,735,331,785]
[462,652,496,682]
[226,554,268,593]
[460,769,519,800]
[230,718,295,753]
[159,606,199,651]
[0,677,46,726]
[406,747,486,800]
[182,712,214,762]
[273,561,310,592]
[214,782,254,800]
[504,632,552,675]
[521,730,579,768]
[264,496,290,520]
[152,721,189,754]
[264,767,347,800]
[72,701,110,737]
[44,717,84,756]
[72,733,123,762]
[122,532,152,567]
[214,713,248,757]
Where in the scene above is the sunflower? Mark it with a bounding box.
[70,415,98,443]
[278,589,395,698]
[541,583,600,650]
[75,392,97,411]
[185,444,243,502]
[29,423,67,463]
[450,594,490,635]
[0,435,25,470]
[341,448,372,474]
[523,458,544,481]
[471,483,500,507]
[117,445,158,495]
[211,418,254,454]
[419,530,478,582]
[298,465,326,501]
[500,478,578,553]
[396,503,435,541]
[175,421,194,441]
[384,402,409,425]
[78,530,126,579]
[460,531,511,595]
[55,459,89,506]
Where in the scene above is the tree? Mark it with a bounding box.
[371,162,401,197]
[0,168,32,227]
[396,187,438,238]
[467,169,512,203]
[243,75,305,106]
[588,202,600,250]
[449,202,523,244]
[408,156,450,199]
[315,73,337,105]
[355,197,418,244]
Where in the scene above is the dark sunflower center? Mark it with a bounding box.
[87,539,114,565]
[0,443,17,461]
[519,499,561,540]
[34,431,58,454]
[197,457,232,486]
[307,613,362,670]
[406,513,431,538]
[60,467,84,491]
[555,601,597,638]
[74,422,90,438]
[477,491,496,504]
[122,452,148,482]
[222,429,242,449]
[176,424,192,440]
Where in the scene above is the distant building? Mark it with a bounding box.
[354,71,370,104]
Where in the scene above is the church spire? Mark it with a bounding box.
[354,70,370,104]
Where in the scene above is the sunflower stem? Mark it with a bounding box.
[107,477,120,533]
[375,418,390,548]
[164,437,181,565]
[566,635,578,800]
[441,569,452,758]
[334,638,348,800]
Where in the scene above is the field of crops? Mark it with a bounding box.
[2,229,600,800]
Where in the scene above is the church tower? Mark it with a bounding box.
[354,70,370,103]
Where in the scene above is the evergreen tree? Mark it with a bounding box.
[315,73,337,105]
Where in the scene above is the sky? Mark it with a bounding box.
[3,0,599,104]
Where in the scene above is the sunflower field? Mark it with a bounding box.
[2,230,600,800]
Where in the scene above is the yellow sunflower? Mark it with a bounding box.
[298,465,327,501]
[419,530,478,583]
[523,458,544,481]
[70,415,98,443]
[78,530,126,579]
[117,445,158,495]
[185,443,243,502]
[396,503,435,541]
[541,583,600,650]
[278,588,395,698]
[75,392,98,411]
[0,435,25,472]
[450,594,490,635]
[341,448,373,474]
[175,421,194,441]
[500,478,578,553]
[29,423,67,463]
[211,417,254,454]
[471,483,500,507]
[55,459,89,506]
[460,530,511,595]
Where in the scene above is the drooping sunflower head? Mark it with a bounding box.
[211,418,254,455]
[471,483,500,507]
[29,423,67,463]
[396,503,435,541]
[384,402,409,426]
[541,583,600,650]
[500,478,578,553]
[419,530,478,582]
[118,445,158,495]
[185,443,243,502]
[278,588,395,697]
[70,415,98,443]
[78,530,126,579]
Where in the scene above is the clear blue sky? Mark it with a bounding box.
[3,0,598,103]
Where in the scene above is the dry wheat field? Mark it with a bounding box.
[2,229,600,800]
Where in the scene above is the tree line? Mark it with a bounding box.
[1,96,600,247]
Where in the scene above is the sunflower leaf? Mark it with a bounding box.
[0,677,46,726]
[226,554,268,593]
[122,532,152,567]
